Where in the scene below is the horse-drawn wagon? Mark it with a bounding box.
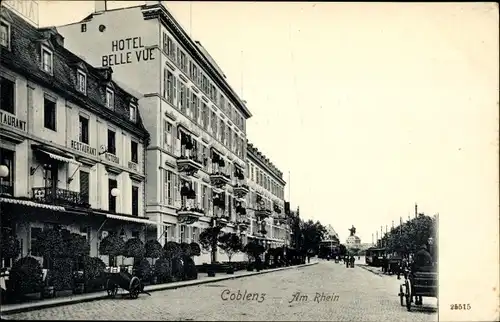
[398,268,438,311]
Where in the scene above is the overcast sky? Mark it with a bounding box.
[33,1,498,245]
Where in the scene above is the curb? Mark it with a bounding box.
[1,262,318,315]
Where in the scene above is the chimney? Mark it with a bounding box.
[95,1,107,13]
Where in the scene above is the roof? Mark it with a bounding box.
[0,6,150,143]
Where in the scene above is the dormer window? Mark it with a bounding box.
[77,70,87,94]
[129,104,137,122]
[106,88,114,109]
[41,46,53,74]
[0,20,10,49]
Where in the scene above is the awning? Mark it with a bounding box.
[106,213,160,226]
[33,145,81,165]
[0,197,66,212]
[44,151,81,165]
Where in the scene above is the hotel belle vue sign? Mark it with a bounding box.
[2,0,39,26]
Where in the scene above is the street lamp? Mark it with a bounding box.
[0,165,10,196]
[110,188,120,197]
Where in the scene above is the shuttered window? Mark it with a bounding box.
[79,170,90,204]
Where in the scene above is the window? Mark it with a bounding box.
[180,225,186,243]
[228,128,233,152]
[108,179,118,212]
[232,132,236,152]
[79,115,89,144]
[192,227,199,243]
[240,116,245,131]
[0,148,14,196]
[225,124,230,148]
[43,97,56,131]
[192,93,199,123]
[81,24,87,32]
[178,82,187,113]
[79,170,90,204]
[106,88,114,109]
[211,111,217,136]
[201,103,208,129]
[129,104,137,122]
[179,51,187,72]
[165,36,176,61]
[0,20,10,48]
[164,120,173,152]
[41,47,53,74]
[132,186,139,216]
[210,84,216,102]
[164,170,176,206]
[77,70,86,94]
[30,227,43,257]
[107,129,116,154]
[219,94,226,114]
[131,141,138,163]
[219,119,224,142]
[164,69,176,104]
[0,76,15,114]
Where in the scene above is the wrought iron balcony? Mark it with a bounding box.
[210,172,230,188]
[32,187,90,208]
[255,207,272,220]
[0,183,14,196]
[177,200,204,225]
[233,183,249,198]
[177,155,203,176]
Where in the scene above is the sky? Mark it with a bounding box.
[30,1,498,246]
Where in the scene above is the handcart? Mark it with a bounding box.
[105,269,150,299]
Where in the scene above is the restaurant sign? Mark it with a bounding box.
[1,0,39,27]
[0,111,27,132]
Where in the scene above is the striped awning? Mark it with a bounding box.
[0,197,66,212]
[44,151,81,165]
[33,145,81,166]
[106,213,159,226]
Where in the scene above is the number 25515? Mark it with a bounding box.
[450,304,471,310]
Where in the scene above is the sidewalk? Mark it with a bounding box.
[1,261,318,315]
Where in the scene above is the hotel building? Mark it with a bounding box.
[0,5,153,268]
[245,142,289,248]
[55,1,252,263]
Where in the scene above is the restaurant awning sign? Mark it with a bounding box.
[1,0,39,27]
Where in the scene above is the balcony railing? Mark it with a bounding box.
[177,154,203,175]
[32,187,90,208]
[0,183,14,196]
[233,183,249,198]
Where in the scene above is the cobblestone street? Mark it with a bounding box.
[2,261,437,321]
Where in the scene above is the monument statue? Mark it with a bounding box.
[348,225,356,236]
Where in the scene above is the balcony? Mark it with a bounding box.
[233,183,249,198]
[177,202,204,225]
[216,216,230,227]
[255,208,272,220]
[209,172,230,188]
[32,187,90,208]
[237,219,250,231]
[177,155,203,176]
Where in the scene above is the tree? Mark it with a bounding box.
[199,226,223,263]
[99,233,125,266]
[218,232,242,262]
[124,238,146,265]
[301,220,327,255]
[145,239,163,264]
[243,240,265,261]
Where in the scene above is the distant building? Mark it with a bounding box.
[346,235,361,246]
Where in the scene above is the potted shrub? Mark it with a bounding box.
[66,233,90,294]
[82,257,106,292]
[164,242,184,281]
[51,258,73,295]
[1,233,21,267]
[9,256,43,303]
[218,233,242,274]
[153,256,172,283]
[135,258,152,284]
[189,242,201,257]
[99,233,125,267]
[144,239,163,284]
[199,226,223,277]
[244,241,265,272]
[124,237,146,268]
[35,228,65,297]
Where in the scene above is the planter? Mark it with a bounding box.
[42,286,55,299]
[73,283,85,294]
[207,265,216,277]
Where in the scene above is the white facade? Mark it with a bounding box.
[0,6,152,268]
[56,1,252,264]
